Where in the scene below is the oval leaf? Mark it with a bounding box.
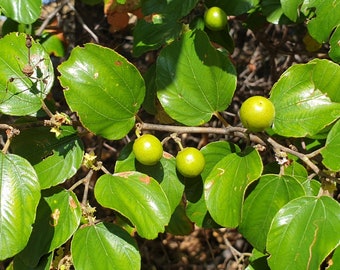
[239,174,306,252]
[94,172,171,239]
[156,29,237,126]
[186,141,240,228]
[58,43,145,140]
[0,33,54,115]
[329,26,340,63]
[17,187,81,267]
[0,0,41,24]
[115,142,184,213]
[321,120,340,171]
[267,196,340,270]
[270,60,340,137]
[71,222,140,270]
[13,251,53,270]
[303,0,340,43]
[0,152,40,260]
[205,147,262,227]
[11,126,84,189]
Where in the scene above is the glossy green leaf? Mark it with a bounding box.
[329,26,340,63]
[166,202,194,236]
[270,59,340,137]
[310,59,340,102]
[13,252,53,270]
[186,141,240,227]
[58,43,145,140]
[0,33,54,116]
[17,187,81,267]
[328,246,340,270]
[94,172,171,239]
[247,249,270,270]
[205,27,235,53]
[321,120,340,171]
[11,126,84,189]
[142,63,157,115]
[71,223,141,270]
[205,0,259,15]
[133,0,199,56]
[156,30,237,126]
[115,142,184,213]
[0,152,40,260]
[0,0,41,24]
[41,33,65,57]
[133,18,182,57]
[239,174,305,252]
[267,196,340,270]
[261,0,285,24]
[205,147,262,227]
[284,160,308,179]
[71,222,140,270]
[302,0,340,43]
[280,0,303,22]
[301,179,321,196]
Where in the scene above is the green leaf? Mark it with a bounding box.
[280,0,303,22]
[186,141,240,227]
[166,202,194,235]
[328,246,340,270]
[247,249,270,270]
[133,0,199,56]
[205,147,262,227]
[17,187,81,267]
[58,43,145,140]
[156,30,237,126]
[142,63,157,115]
[0,152,40,260]
[11,126,84,189]
[302,0,340,43]
[267,196,340,270]
[133,18,182,57]
[115,142,184,213]
[301,179,321,196]
[71,222,140,270]
[41,33,65,57]
[270,59,340,137]
[0,0,41,24]
[13,252,53,270]
[239,174,305,252]
[94,172,171,239]
[261,0,284,24]
[205,0,260,15]
[329,26,340,63]
[0,33,54,116]
[205,27,235,53]
[284,160,308,179]
[321,120,340,171]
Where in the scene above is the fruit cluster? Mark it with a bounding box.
[132,96,275,177]
[133,134,206,178]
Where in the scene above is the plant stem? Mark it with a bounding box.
[214,111,230,127]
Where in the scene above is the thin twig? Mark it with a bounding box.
[36,0,69,36]
[0,125,20,154]
[66,2,99,43]
[69,169,93,193]
[140,122,266,146]
[267,137,340,184]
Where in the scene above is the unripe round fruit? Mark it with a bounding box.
[176,147,205,178]
[133,134,163,165]
[204,6,228,31]
[239,96,275,132]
